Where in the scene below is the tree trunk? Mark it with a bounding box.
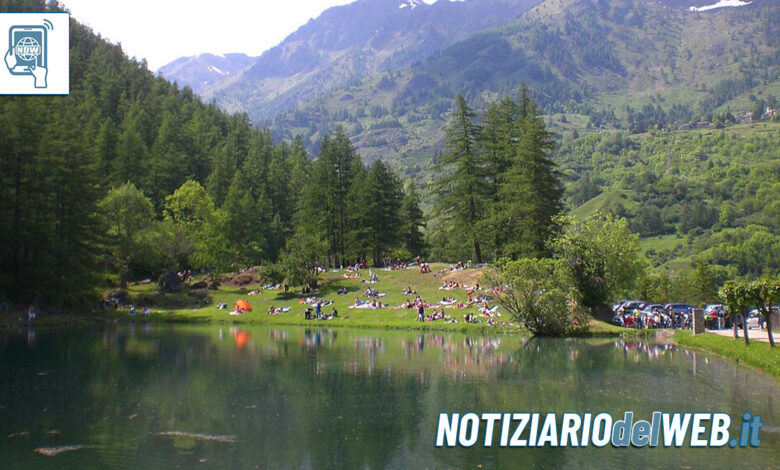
[741,314,749,346]
[765,310,775,348]
[733,315,738,339]
[474,239,483,264]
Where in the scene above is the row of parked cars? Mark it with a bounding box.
[610,300,779,330]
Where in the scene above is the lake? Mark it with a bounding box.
[0,325,777,469]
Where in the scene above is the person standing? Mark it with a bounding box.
[417,303,425,322]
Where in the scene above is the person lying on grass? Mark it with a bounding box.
[363,287,387,298]
[267,306,291,315]
[349,299,384,309]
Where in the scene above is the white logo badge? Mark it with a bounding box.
[1,12,69,95]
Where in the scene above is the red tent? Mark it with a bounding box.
[235,300,252,312]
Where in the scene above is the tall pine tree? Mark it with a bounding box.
[434,94,488,263]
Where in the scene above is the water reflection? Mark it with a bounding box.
[0,326,777,470]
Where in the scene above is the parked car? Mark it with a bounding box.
[742,306,780,329]
[744,311,762,330]
[664,303,696,316]
[704,304,724,318]
[641,304,664,315]
[611,300,631,312]
[618,300,647,313]
[704,304,727,329]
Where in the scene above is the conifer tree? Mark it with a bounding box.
[497,100,564,258]
[434,94,488,263]
[400,181,426,257]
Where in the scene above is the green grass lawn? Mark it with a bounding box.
[115,264,528,334]
[640,234,685,253]
[674,330,780,379]
[570,190,638,221]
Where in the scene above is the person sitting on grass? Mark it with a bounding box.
[337,287,348,295]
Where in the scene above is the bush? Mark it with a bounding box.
[483,258,589,336]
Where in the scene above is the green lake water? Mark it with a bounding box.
[0,325,777,469]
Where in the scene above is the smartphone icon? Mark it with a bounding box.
[8,25,46,75]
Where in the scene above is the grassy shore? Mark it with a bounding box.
[673,330,780,379]
[112,263,500,331]
[2,263,633,337]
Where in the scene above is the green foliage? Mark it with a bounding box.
[279,230,328,287]
[495,90,564,258]
[552,213,643,312]
[164,180,216,231]
[434,94,487,263]
[0,4,323,303]
[560,125,780,280]
[400,181,426,257]
[98,183,155,288]
[484,258,589,336]
[432,90,564,262]
[258,264,286,286]
[267,0,779,166]
[190,209,234,278]
[722,277,780,347]
[745,278,780,347]
[222,172,269,265]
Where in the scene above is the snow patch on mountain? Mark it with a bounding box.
[208,65,228,76]
[689,0,751,12]
[399,0,464,9]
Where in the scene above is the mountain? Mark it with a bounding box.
[160,0,543,120]
[265,0,778,174]
[158,53,254,93]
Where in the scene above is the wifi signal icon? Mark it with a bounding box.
[43,19,53,30]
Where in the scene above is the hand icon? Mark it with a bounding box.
[4,47,16,70]
[30,63,47,88]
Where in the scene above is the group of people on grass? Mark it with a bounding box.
[205,257,510,327]
[304,301,338,320]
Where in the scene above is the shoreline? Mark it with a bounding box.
[3,309,776,379]
[672,330,780,380]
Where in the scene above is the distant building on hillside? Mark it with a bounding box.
[735,112,753,124]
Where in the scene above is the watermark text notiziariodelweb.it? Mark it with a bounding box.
[436,412,763,448]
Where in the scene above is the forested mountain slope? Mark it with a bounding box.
[267,0,778,172]
[558,122,779,277]
[0,1,304,304]
[174,0,542,122]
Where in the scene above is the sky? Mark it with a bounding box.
[58,0,362,70]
